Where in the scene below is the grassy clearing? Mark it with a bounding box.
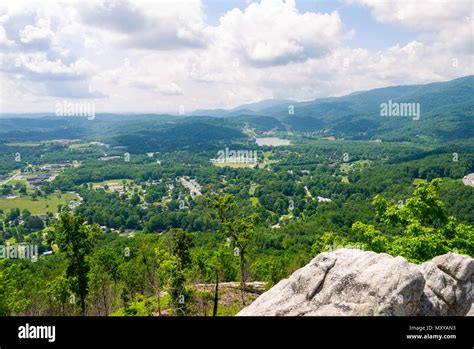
[6,178,28,187]
[259,150,279,169]
[4,142,44,147]
[68,143,91,149]
[0,192,76,214]
[413,178,428,186]
[91,179,133,187]
[213,162,255,169]
[340,160,372,174]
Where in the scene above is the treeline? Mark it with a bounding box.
[0,180,472,316]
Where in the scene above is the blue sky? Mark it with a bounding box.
[203,0,418,50]
[0,0,472,113]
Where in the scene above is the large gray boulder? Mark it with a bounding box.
[237,249,473,316]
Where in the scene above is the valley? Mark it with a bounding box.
[0,76,473,317]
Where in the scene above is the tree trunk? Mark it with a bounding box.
[80,294,86,316]
[157,286,162,316]
[212,272,219,317]
[240,251,246,306]
[101,282,108,316]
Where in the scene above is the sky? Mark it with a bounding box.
[0,0,472,114]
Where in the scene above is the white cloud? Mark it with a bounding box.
[19,18,54,47]
[352,0,471,29]
[78,0,209,50]
[0,0,472,113]
[129,79,183,96]
[0,1,101,99]
[352,0,474,54]
[0,25,15,47]
[214,0,350,66]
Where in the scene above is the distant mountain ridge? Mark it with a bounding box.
[192,99,295,117]
[0,76,472,145]
[196,75,473,143]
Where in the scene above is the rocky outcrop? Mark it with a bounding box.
[237,249,473,316]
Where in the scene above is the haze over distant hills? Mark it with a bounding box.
[0,75,472,145]
[195,75,474,142]
[192,99,296,117]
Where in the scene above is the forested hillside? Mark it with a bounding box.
[0,76,473,316]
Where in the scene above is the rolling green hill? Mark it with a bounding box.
[0,76,472,146]
[227,75,474,143]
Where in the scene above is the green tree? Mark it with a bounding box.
[170,229,194,268]
[22,209,31,220]
[359,179,473,262]
[135,234,174,316]
[46,274,71,316]
[0,259,39,315]
[87,247,123,315]
[351,222,388,253]
[25,215,44,231]
[48,211,100,314]
[130,194,140,206]
[373,178,447,228]
[311,232,349,255]
[88,260,115,315]
[206,247,230,316]
[211,194,258,305]
[165,230,194,316]
[168,262,188,316]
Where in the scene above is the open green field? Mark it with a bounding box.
[413,178,428,186]
[69,143,91,149]
[7,178,28,187]
[340,160,372,174]
[0,192,77,214]
[212,162,255,169]
[260,150,279,168]
[91,179,133,188]
[4,142,44,147]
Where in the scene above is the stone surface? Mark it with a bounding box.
[432,253,474,282]
[468,303,474,316]
[237,249,473,316]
